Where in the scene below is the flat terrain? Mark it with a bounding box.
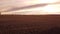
[0,15,60,34]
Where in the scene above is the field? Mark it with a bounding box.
[0,15,60,34]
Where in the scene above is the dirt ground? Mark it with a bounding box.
[0,15,60,34]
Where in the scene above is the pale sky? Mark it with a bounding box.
[0,0,60,15]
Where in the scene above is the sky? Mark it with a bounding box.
[0,0,60,15]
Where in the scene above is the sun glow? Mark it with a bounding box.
[43,4,60,14]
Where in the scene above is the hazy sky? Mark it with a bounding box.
[0,0,60,15]
[0,0,59,10]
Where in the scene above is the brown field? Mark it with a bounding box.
[0,15,60,34]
